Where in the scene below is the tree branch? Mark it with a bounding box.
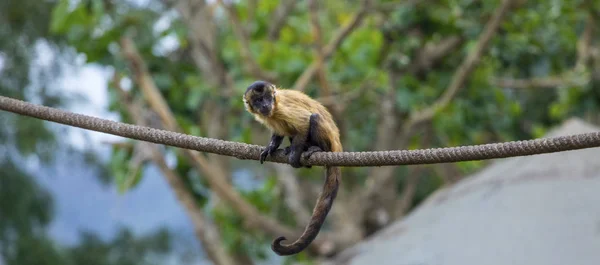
[490,75,589,89]
[118,37,333,253]
[152,149,234,265]
[173,0,235,95]
[162,3,335,252]
[369,33,463,154]
[576,13,595,69]
[360,1,514,228]
[393,168,420,218]
[359,72,400,228]
[433,162,462,186]
[314,84,367,106]
[2,91,600,251]
[216,0,277,82]
[306,0,348,139]
[120,38,180,130]
[306,0,366,236]
[414,36,464,73]
[393,127,434,219]
[308,0,330,98]
[112,77,235,265]
[292,0,372,91]
[405,0,514,129]
[373,0,422,13]
[267,0,297,40]
[3,95,600,167]
[272,164,312,226]
[491,12,595,89]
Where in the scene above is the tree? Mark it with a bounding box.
[1,1,181,264]
[67,228,173,265]
[49,0,600,263]
[0,161,64,265]
[1,1,73,263]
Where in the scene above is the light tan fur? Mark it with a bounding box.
[245,88,342,152]
[243,84,342,256]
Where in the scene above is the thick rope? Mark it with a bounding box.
[2,95,600,167]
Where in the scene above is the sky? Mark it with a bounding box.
[7,3,270,263]
[24,41,205,262]
[39,51,277,265]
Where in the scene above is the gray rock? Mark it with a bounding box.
[328,118,600,265]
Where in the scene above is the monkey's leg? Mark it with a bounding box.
[283,137,294,155]
[301,113,327,168]
[261,134,284,164]
[288,133,309,168]
[308,113,329,151]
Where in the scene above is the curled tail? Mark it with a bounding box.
[271,166,341,255]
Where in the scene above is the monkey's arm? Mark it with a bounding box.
[261,134,284,164]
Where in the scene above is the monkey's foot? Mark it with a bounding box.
[302,146,322,168]
[289,153,303,168]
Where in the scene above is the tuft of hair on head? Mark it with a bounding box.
[246,80,274,95]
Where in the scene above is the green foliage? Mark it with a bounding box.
[68,228,172,265]
[0,160,54,238]
[0,157,177,265]
[0,160,65,265]
[211,174,279,260]
[48,0,600,262]
[0,1,67,262]
[0,0,73,163]
[1,1,182,264]
[109,145,144,193]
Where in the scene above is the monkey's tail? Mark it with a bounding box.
[271,166,340,256]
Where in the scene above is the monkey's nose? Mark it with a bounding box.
[260,106,270,116]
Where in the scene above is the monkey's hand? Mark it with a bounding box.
[261,135,284,164]
[259,149,269,164]
[260,146,276,164]
[301,146,322,169]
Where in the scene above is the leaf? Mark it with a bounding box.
[91,0,105,19]
[549,102,566,120]
[109,147,133,194]
[50,0,70,33]
[185,87,204,109]
[509,102,522,116]
[395,87,414,111]
[241,126,253,144]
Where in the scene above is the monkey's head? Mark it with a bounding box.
[243,80,277,117]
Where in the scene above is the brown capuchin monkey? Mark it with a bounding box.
[243,80,342,256]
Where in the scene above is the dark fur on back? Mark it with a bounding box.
[243,81,342,256]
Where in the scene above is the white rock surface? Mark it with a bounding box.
[328,118,600,265]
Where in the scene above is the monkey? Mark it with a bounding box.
[243,80,342,256]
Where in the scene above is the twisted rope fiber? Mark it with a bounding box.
[2,95,600,167]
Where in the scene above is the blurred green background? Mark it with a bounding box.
[1,0,599,264]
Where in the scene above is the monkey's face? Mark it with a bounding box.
[243,80,277,117]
